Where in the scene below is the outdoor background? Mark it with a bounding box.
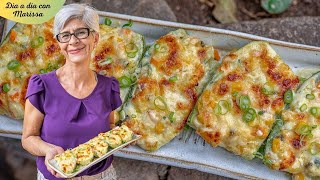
[0,0,319,179]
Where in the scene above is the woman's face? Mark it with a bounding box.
[57,18,99,64]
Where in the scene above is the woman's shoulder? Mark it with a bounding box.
[96,74,120,91]
[97,73,118,83]
[28,71,56,88]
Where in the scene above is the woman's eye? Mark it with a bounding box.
[61,34,70,38]
[76,30,87,36]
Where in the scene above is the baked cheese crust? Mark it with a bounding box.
[87,136,109,158]
[91,25,145,107]
[123,29,220,151]
[98,131,122,149]
[54,149,77,174]
[72,144,94,166]
[265,72,320,179]
[189,41,299,159]
[0,19,64,119]
[111,125,134,143]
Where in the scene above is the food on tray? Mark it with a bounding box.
[87,137,109,158]
[98,131,122,149]
[188,41,300,159]
[72,144,95,166]
[264,71,320,179]
[54,149,77,174]
[0,20,144,120]
[123,29,221,151]
[52,125,135,174]
[110,124,134,143]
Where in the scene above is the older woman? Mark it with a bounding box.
[21,4,121,180]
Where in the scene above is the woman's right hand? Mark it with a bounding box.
[45,146,65,178]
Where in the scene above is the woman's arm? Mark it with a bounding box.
[22,99,64,177]
[21,99,57,155]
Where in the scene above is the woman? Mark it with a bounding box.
[21,4,121,180]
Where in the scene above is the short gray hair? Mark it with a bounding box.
[53,4,99,37]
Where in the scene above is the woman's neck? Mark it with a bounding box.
[56,61,96,89]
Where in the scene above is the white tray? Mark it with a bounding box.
[48,134,141,178]
[1,11,320,180]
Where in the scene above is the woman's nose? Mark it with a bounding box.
[68,35,80,45]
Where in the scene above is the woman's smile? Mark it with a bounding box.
[68,46,86,55]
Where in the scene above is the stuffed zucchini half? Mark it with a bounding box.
[91,24,145,118]
[264,71,320,179]
[188,41,299,160]
[121,29,221,151]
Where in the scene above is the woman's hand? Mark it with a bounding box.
[45,146,65,178]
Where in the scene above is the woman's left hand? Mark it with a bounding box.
[45,146,65,178]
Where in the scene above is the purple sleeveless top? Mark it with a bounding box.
[25,71,122,180]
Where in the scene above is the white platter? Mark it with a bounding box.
[1,11,320,180]
[48,134,141,178]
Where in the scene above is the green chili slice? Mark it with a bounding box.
[309,142,320,155]
[154,96,167,111]
[131,114,137,118]
[127,52,137,58]
[242,108,256,123]
[125,43,138,53]
[154,43,168,53]
[310,107,319,116]
[154,44,160,50]
[258,111,264,115]
[295,125,317,136]
[215,100,230,115]
[306,94,315,100]
[125,43,138,58]
[168,112,175,123]
[261,82,276,95]
[2,83,10,93]
[238,95,251,110]
[122,19,133,28]
[30,36,44,48]
[169,76,178,83]
[300,104,307,112]
[104,18,112,26]
[98,57,113,66]
[118,76,132,88]
[284,89,293,104]
[7,60,20,70]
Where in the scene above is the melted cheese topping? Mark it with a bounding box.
[87,137,109,158]
[111,125,134,143]
[191,41,299,159]
[91,25,144,103]
[99,132,122,149]
[0,19,64,119]
[72,144,94,166]
[124,29,220,151]
[54,149,77,174]
[265,72,320,178]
